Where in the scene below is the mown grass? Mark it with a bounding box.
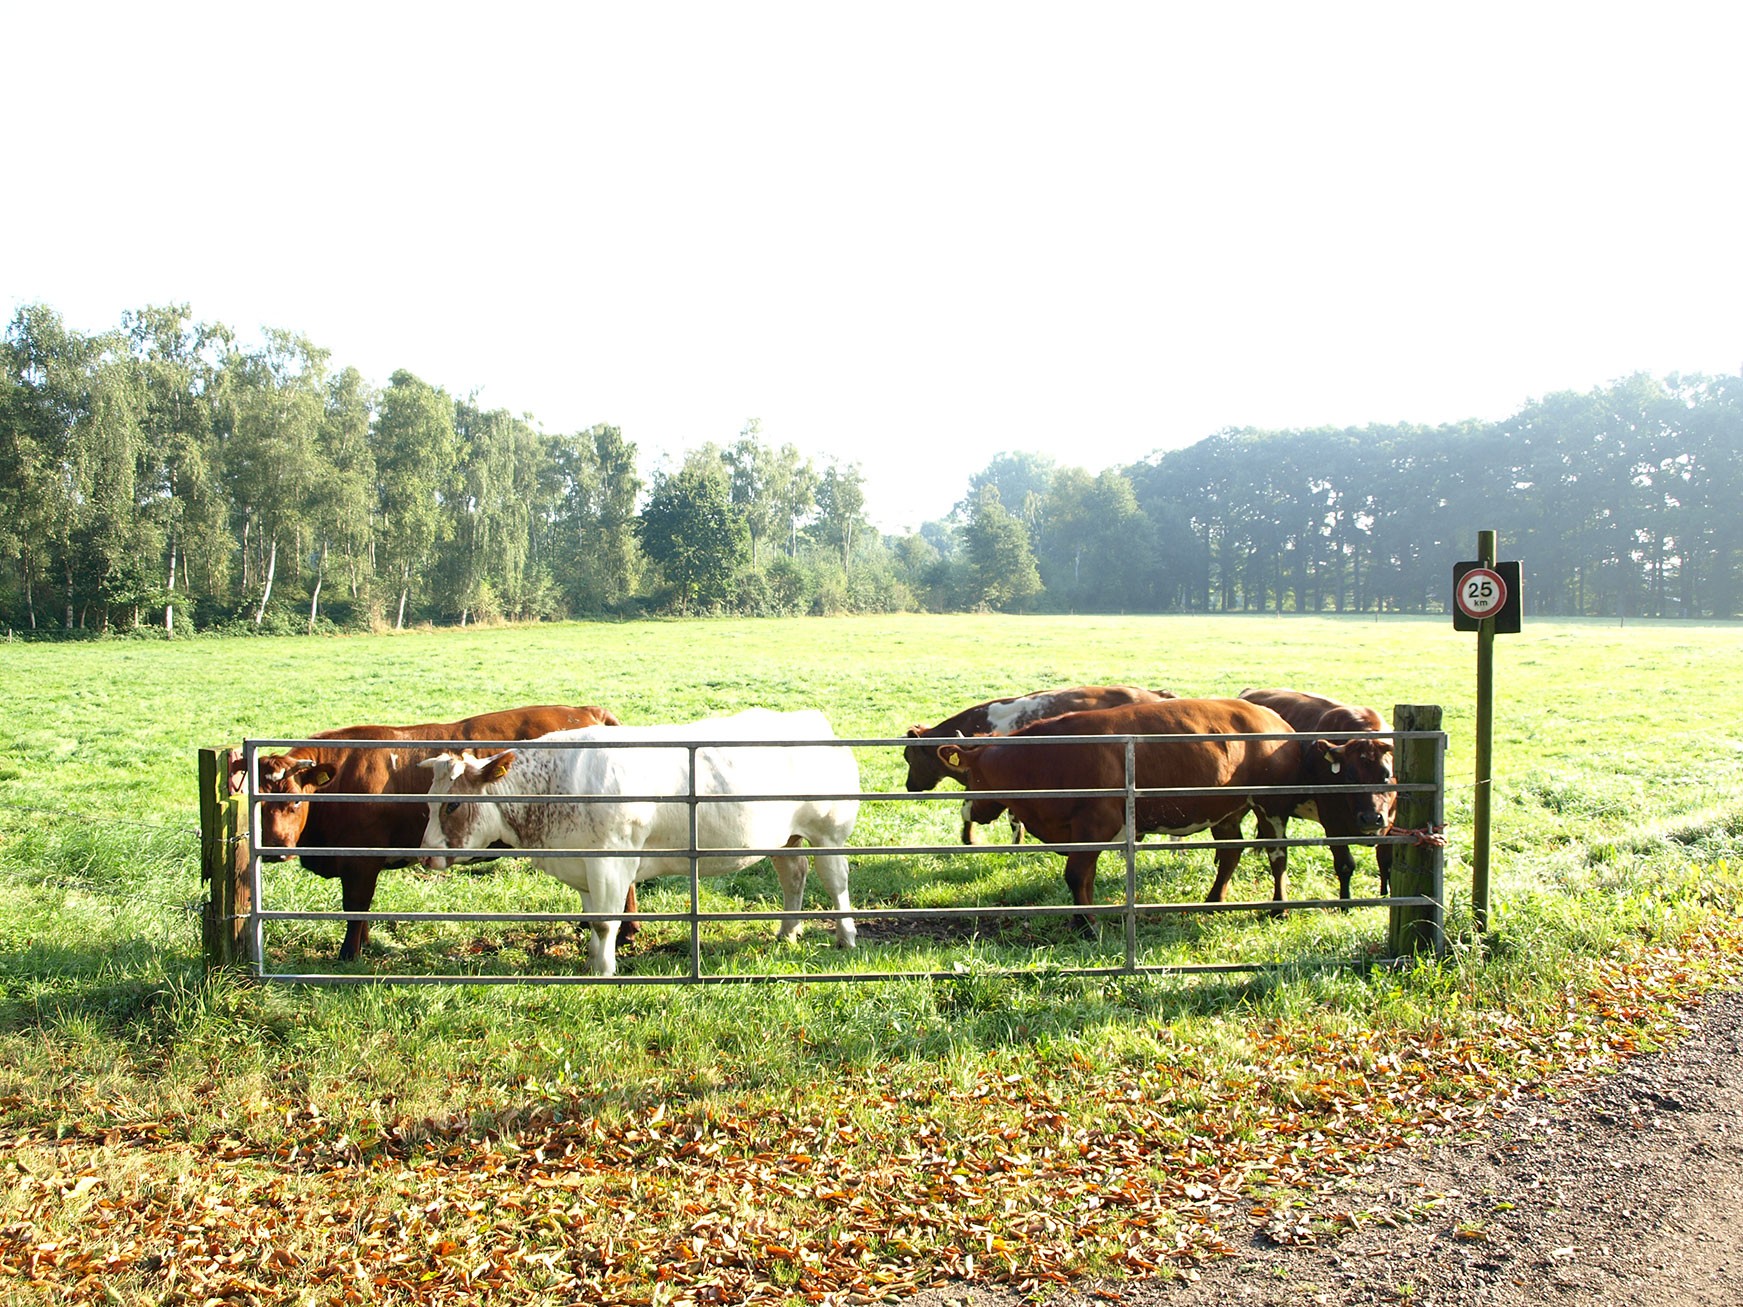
[1,615,1741,1299]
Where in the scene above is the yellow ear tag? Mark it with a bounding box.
[944,748,961,768]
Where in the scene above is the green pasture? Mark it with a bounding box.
[1,615,1741,1297]
[4,612,1740,1024]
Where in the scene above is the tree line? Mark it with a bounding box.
[2,302,1738,635]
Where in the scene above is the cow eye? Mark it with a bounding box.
[442,801,460,819]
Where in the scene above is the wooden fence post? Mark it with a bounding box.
[198,747,255,973]
[1387,704,1446,958]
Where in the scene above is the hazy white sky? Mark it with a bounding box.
[7,1,1739,529]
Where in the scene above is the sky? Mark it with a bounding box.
[6,1,1739,530]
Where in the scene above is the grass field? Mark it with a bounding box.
[2,614,1741,1303]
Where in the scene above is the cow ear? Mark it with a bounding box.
[422,752,464,782]
[226,750,248,793]
[1315,739,1343,774]
[304,765,335,788]
[937,745,964,770]
[479,750,516,784]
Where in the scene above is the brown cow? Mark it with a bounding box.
[935,697,1302,919]
[1238,688,1396,898]
[230,705,623,960]
[902,685,1177,842]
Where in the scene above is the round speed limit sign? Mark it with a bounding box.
[1456,567,1508,620]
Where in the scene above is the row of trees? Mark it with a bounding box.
[0,304,898,633]
[3,301,1739,635]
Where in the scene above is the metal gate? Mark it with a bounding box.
[202,706,1445,985]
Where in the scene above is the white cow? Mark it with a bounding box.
[420,708,859,976]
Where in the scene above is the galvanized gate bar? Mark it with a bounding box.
[249,895,1435,927]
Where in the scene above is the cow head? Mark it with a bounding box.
[420,749,516,869]
[903,726,958,792]
[231,754,337,854]
[1309,732,1395,837]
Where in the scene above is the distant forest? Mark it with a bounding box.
[3,302,1739,635]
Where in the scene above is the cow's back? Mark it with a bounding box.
[948,696,1298,854]
[1239,688,1383,736]
[980,684,1169,735]
[494,710,858,874]
[907,685,1174,793]
[994,696,1296,791]
[281,706,617,863]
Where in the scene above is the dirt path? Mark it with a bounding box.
[916,987,1743,1307]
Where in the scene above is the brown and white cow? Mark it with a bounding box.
[1238,688,1396,898]
[935,697,1302,919]
[229,704,622,960]
[419,709,860,978]
[903,685,1177,842]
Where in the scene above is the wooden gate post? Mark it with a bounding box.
[198,747,256,973]
[1387,704,1446,957]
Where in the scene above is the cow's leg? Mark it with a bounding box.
[1061,849,1100,934]
[1203,816,1244,904]
[617,882,640,945]
[1009,815,1025,844]
[1376,842,1393,898]
[583,861,633,977]
[1253,810,1289,911]
[773,842,810,944]
[959,799,977,844]
[337,867,381,961]
[1331,843,1356,904]
[805,833,857,950]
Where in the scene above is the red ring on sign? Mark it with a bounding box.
[1456,567,1507,620]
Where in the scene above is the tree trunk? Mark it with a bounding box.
[254,538,277,626]
[165,540,177,636]
[21,552,36,630]
[396,582,409,630]
[308,541,327,634]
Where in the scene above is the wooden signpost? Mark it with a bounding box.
[1453,530,1522,933]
